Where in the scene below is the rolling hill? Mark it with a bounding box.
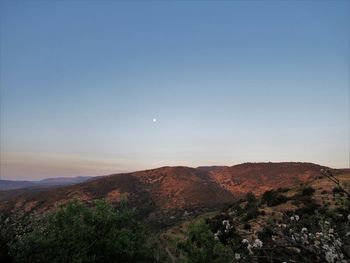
[0,180,37,191]
[0,176,93,191]
[0,162,343,224]
[207,162,327,195]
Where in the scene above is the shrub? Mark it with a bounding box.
[244,207,259,221]
[9,200,157,263]
[295,199,321,216]
[177,220,233,263]
[262,190,288,207]
[243,223,251,230]
[0,213,16,263]
[245,192,256,204]
[301,186,315,196]
[277,187,290,193]
[332,186,344,196]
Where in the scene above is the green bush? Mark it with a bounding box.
[276,187,290,193]
[245,192,256,203]
[177,221,233,263]
[243,205,260,221]
[9,200,157,263]
[262,190,288,207]
[332,186,344,196]
[0,213,16,263]
[301,186,315,196]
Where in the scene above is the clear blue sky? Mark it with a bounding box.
[1,0,349,180]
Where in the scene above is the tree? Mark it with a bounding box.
[177,220,233,263]
[245,192,256,204]
[10,200,157,263]
[262,190,288,207]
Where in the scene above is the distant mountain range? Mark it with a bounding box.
[2,162,346,225]
[0,176,93,191]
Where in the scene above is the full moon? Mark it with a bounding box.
[152,118,157,122]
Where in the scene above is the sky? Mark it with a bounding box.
[0,0,349,180]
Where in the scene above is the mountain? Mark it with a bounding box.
[207,162,327,195]
[36,176,93,186]
[0,176,93,191]
[161,169,350,262]
[0,180,36,191]
[0,166,235,221]
[0,162,342,224]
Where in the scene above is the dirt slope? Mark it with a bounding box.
[0,162,338,218]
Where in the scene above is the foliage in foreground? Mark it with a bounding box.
[177,220,234,263]
[173,181,350,263]
[0,200,160,263]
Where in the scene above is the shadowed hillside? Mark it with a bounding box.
[0,162,342,225]
[161,170,350,262]
[0,176,93,191]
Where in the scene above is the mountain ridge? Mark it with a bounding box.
[0,176,93,191]
[0,162,343,223]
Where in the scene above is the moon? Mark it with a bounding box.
[152,118,157,122]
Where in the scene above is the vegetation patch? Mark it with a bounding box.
[262,189,288,207]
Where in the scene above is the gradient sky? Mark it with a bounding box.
[0,0,349,180]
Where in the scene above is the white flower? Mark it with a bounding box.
[322,244,330,250]
[247,244,253,255]
[253,238,263,248]
[329,228,334,234]
[325,251,336,263]
[347,214,350,221]
[335,239,342,247]
[242,239,249,244]
[295,215,300,221]
[214,230,221,240]
[290,216,295,221]
[301,227,308,233]
[234,253,241,260]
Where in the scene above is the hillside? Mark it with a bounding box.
[1,163,349,262]
[0,162,342,225]
[161,170,350,262]
[208,162,327,195]
[0,180,37,191]
[0,176,93,191]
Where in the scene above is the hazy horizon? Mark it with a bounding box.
[0,161,347,182]
[1,1,349,180]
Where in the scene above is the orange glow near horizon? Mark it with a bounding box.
[1,152,347,181]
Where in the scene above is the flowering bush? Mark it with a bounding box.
[179,184,350,263]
